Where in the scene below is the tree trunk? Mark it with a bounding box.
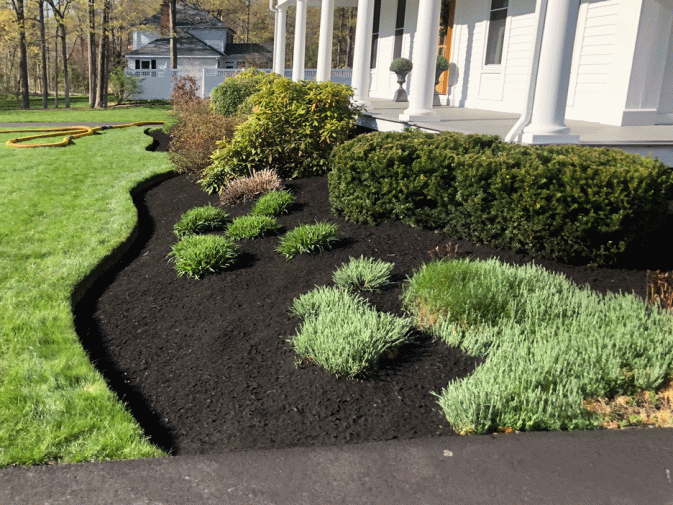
[39,0,49,108]
[170,0,177,69]
[59,20,70,108]
[13,0,30,108]
[95,0,109,108]
[88,0,96,108]
[54,26,59,108]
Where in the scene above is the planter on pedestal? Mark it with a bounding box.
[389,58,413,103]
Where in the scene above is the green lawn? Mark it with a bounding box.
[0,126,172,467]
[0,102,170,124]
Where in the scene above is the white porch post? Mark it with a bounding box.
[351,0,374,105]
[399,0,442,122]
[316,0,335,82]
[520,0,581,144]
[292,0,308,81]
[274,7,287,75]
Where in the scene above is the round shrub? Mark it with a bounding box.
[390,58,413,73]
[209,69,270,117]
[436,55,450,72]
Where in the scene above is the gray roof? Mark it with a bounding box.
[127,36,224,57]
[140,1,230,30]
[224,43,271,57]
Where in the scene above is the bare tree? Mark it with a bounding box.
[88,0,96,107]
[37,0,49,108]
[46,0,74,108]
[9,0,30,108]
[95,0,110,107]
[169,0,177,69]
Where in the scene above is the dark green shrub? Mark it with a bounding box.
[329,130,673,265]
[447,144,673,264]
[209,69,270,117]
[201,77,361,193]
[328,130,501,228]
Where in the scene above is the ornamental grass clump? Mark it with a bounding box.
[173,204,229,238]
[277,222,338,259]
[402,257,673,434]
[226,215,279,240]
[250,189,294,216]
[167,235,239,279]
[333,256,394,292]
[219,168,283,206]
[289,286,412,376]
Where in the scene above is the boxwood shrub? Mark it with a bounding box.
[328,130,501,228]
[201,77,360,193]
[329,130,673,265]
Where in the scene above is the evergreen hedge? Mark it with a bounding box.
[329,130,673,265]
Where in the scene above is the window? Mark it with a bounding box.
[370,0,382,68]
[485,0,507,65]
[135,60,140,69]
[392,0,406,60]
[141,60,150,69]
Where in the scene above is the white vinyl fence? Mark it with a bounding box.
[127,68,353,100]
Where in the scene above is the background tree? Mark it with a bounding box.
[9,0,30,107]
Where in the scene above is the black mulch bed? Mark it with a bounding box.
[73,129,673,456]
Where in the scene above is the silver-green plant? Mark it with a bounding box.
[402,257,673,434]
[173,204,229,239]
[333,256,394,292]
[226,215,279,239]
[251,189,294,216]
[167,235,239,278]
[289,286,412,376]
[277,222,338,259]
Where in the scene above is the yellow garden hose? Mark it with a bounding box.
[1,121,165,148]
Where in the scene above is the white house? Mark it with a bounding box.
[126,1,271,98]
[270,0,673,144]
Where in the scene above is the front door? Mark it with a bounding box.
[437,0,456,94]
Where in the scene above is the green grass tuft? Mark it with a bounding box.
[277,222,338,259]
[226,215,279,240]
[289,286,412,376]
[333,256,394,292]
[250,189,294,216]
[173,204,229,238]
[402,258,673,434]
[167,234,239,279]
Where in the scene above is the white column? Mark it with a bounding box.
[292,0,308,82]
[521,0,581,144]
[272,6,279,71]
[399,0,442,122]
[351,0,375,105]
[316,0,335,82]
[274,7,287,75]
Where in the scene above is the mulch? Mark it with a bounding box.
[72,129,671,456]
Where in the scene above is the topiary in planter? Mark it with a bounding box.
[436,55,450,72]
[389,58,413,74]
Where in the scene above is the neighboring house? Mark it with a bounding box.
[126,0,271,98]
[271,0,673,144]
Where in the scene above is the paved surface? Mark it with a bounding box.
[2,429,673,504]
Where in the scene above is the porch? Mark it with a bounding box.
[360,99,673,166]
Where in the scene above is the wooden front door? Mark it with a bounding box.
[437,0,456,94]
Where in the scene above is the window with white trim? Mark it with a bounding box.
[484,0,507,65]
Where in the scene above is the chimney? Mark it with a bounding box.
[160,0,169,36]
